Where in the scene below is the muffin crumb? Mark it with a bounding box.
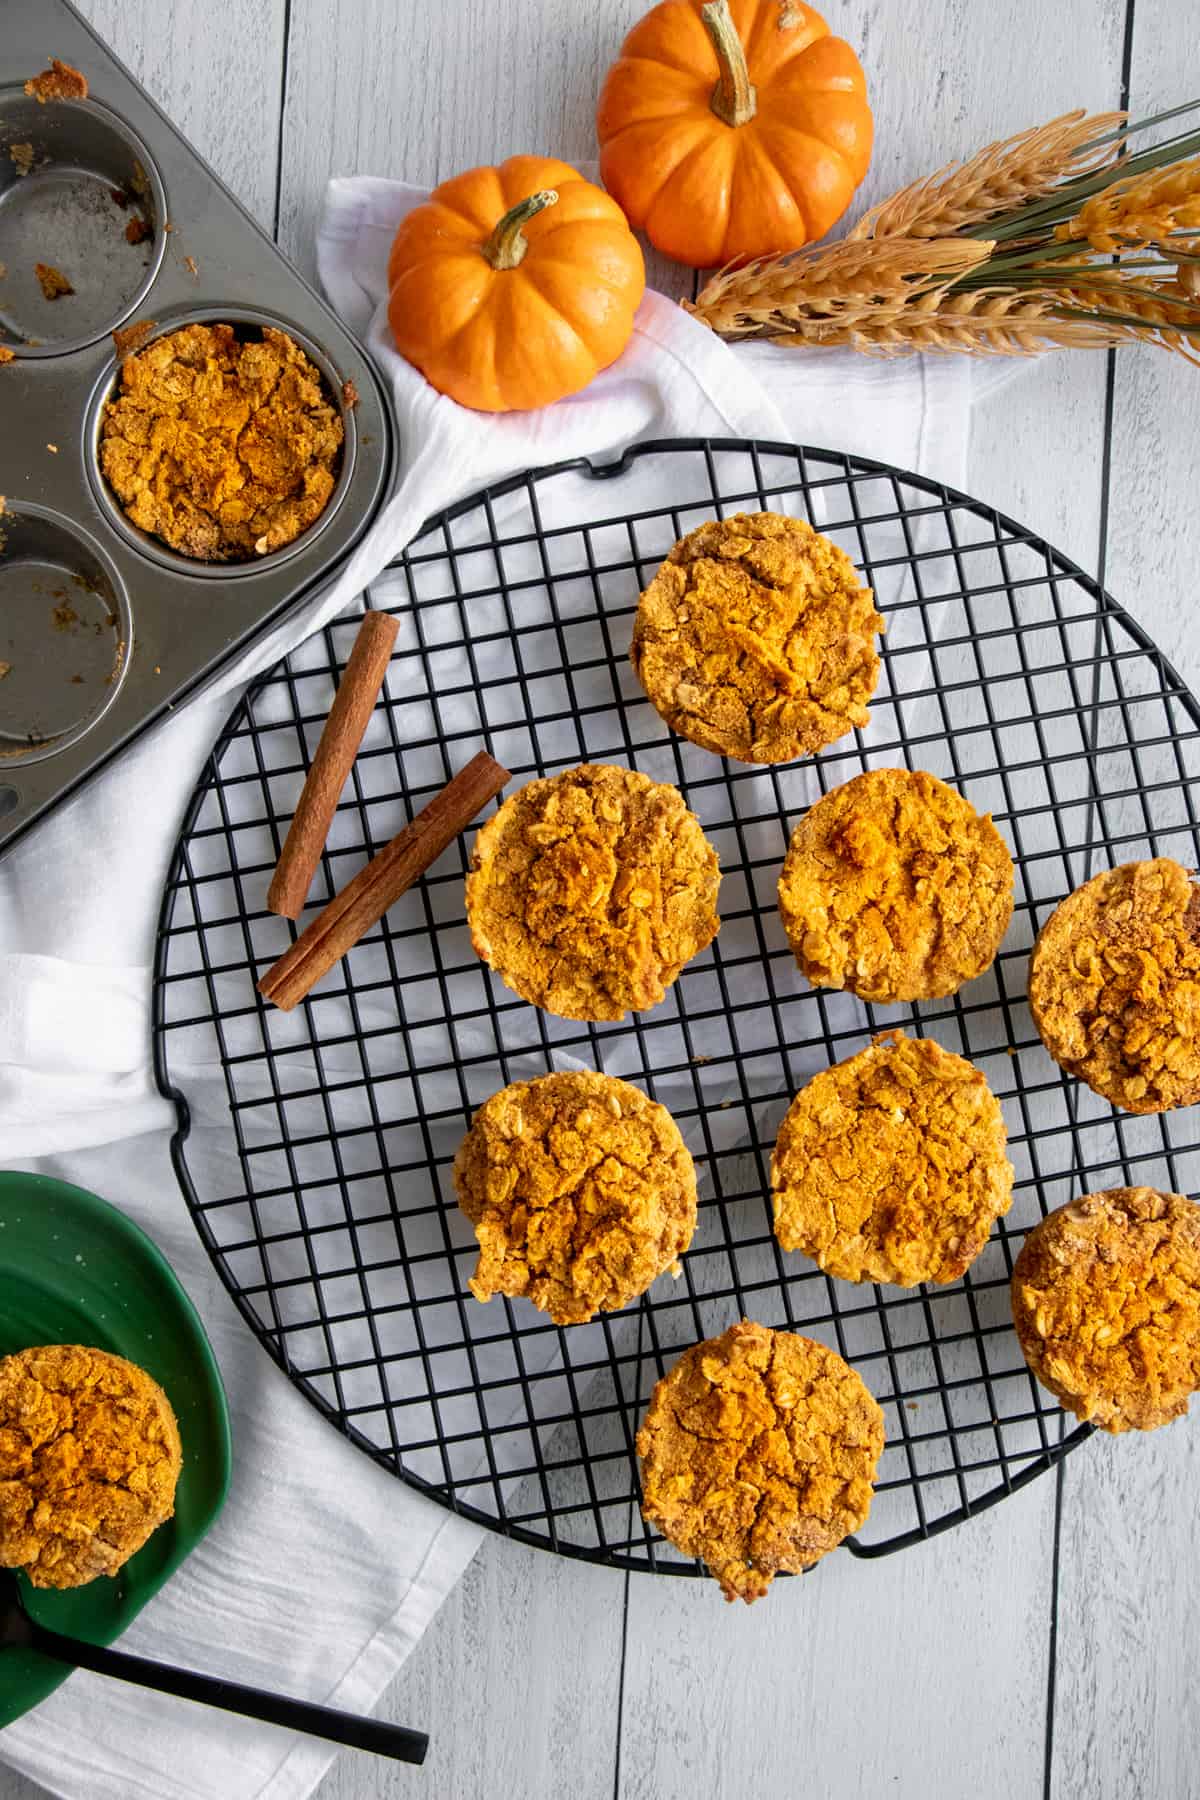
[24,59,88,102]
[112,317,156,362]
[34,262,74,301]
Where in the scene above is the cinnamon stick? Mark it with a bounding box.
[258,750,510,1011]
[267,609,401,919]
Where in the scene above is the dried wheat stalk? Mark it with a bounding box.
[849,110,1124,241]
[684,237,992,338]
[761,287,1175,358]
[688,98,1200,361]
[1052,278,1200,363]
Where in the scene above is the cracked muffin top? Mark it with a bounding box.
[99,322,343,561]
[465,763,720,1021]
[1029,858,1200,1114]
[771,1030,1013,1286]
[0,1344,181,1589]
[777,767,1014,1003]
[454,1069,697,1324]
[637,1319,884,1602]
[1012,1187,1200,1432]
[630,511,883,765]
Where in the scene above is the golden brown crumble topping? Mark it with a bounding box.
[631,511,883,765]
[1013,1187,1200,1432]
[34,262,74,301]
[778,767,1013,1002]
[466,763,720,1021]
[0,1344,181,1589]
[24,60,88,103]
[771,1030,1013,1286]
[98,322,343,561]
[454,1070,697,1324]
[1030,858,1200,1113]
[637,1320,884,1602]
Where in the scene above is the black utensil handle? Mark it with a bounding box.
[30,1623,428,1765]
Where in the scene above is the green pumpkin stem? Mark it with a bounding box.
[481,190,559,270]
[703,0,757,129]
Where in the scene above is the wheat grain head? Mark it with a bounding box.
[848,110,1125,242]
[1060,155,1200,250]
[684,237,993,338]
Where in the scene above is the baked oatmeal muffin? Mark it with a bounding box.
[630,511,883,765]
[454,1069,697,1324]
[1012,1187,1200,1432]
[771,1030,1013,1286]
[1029,858,1200,1113]
[465,763,720,1021]
[0,1344,182,1589]
[99,321,343,561]
[637,1319,884,1602]
[777,767,1014,1002]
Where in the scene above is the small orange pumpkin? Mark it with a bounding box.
[597,0,872,268]
[387,155,645,413]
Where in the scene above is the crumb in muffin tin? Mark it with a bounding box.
[34,262,74,301]
[24,59,89,103]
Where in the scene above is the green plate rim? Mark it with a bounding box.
[0,1170,233,1729]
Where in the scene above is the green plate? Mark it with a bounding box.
[0,1172,232,1729]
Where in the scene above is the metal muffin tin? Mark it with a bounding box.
[0,0,393,860]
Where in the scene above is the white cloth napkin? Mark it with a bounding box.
[0,175,996,1800]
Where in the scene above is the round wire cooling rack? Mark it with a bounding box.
[153,437,1200,1575]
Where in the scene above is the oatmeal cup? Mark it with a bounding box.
[771,1030,1013,1287]
[637,1319,885,1603]
[1012,1187,1200,1432]
[86,307,357,577]
[464,762,721,1022]
[631,511,883,765]
[454,1069,698,1325]
[1029,858,1200,1113]
[777,767,1014,1003]
[0,1343,182,1589]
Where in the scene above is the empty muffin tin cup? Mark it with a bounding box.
[0,88,166,358]
[0,502,132,766]
[84,306,359,580]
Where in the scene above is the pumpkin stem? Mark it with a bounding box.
[702,0,757,129]
[481,190,559,270]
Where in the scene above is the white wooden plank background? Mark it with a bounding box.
[1051,5,1200,1797]
[3,2,1198,1797]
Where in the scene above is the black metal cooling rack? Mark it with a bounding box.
[152,437,1200,1575]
